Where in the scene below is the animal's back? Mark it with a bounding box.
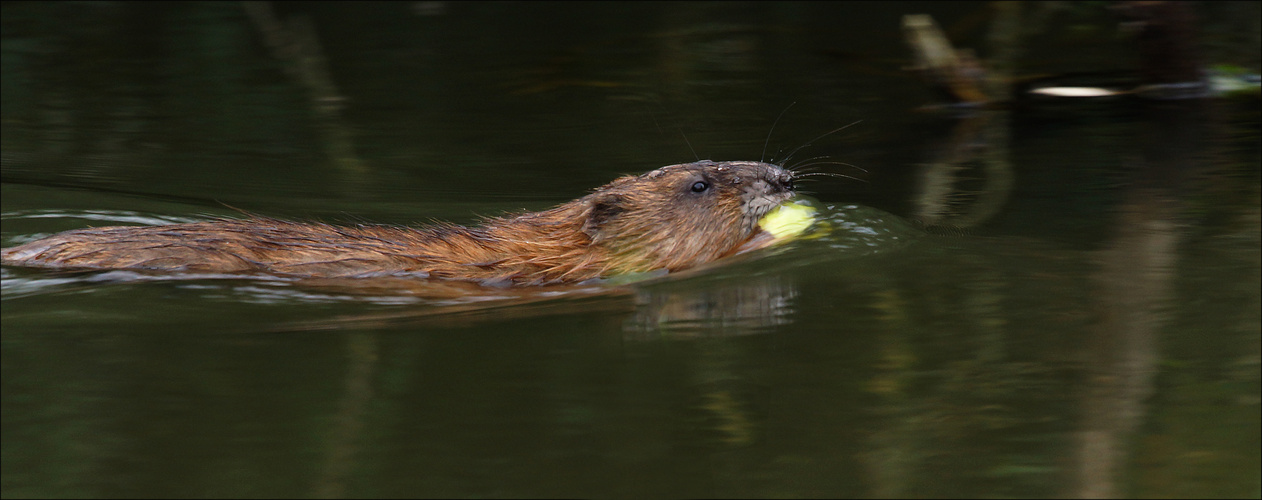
[0,219,432,278]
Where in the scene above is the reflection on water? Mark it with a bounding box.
[3,2,1259,498]
[623,274,796,338]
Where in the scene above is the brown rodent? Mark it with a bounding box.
[1,160,796,286]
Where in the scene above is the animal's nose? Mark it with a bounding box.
[779,175,794,193]
[766,171,794,193]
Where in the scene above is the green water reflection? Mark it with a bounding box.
[2,2,1259,498]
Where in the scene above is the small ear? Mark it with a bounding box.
[581,193,627,240]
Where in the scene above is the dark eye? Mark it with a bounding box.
[690,181,710,193]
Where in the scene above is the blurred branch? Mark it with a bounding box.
[241,1,368,180]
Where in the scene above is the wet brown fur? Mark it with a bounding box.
[2,161,796,286]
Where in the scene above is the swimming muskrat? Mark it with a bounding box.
[1,160,797,286]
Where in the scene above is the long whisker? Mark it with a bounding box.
[791,160,869,173]
[778,120,863,165]
[763,102,796,163]
[795,171,869,183]
[786,155,832,170]
[679,128,699,162]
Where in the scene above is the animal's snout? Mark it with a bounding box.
[773,173,794,193]
[761,166,795,194]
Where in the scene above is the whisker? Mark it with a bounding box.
[679,128,699,162]
[786,155,832,170]
[763,102,796,163]
[790,160,869,173]
[777,120,863,165]
[795,171,869,183]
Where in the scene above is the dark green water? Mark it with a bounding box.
[2,2,1259,498]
